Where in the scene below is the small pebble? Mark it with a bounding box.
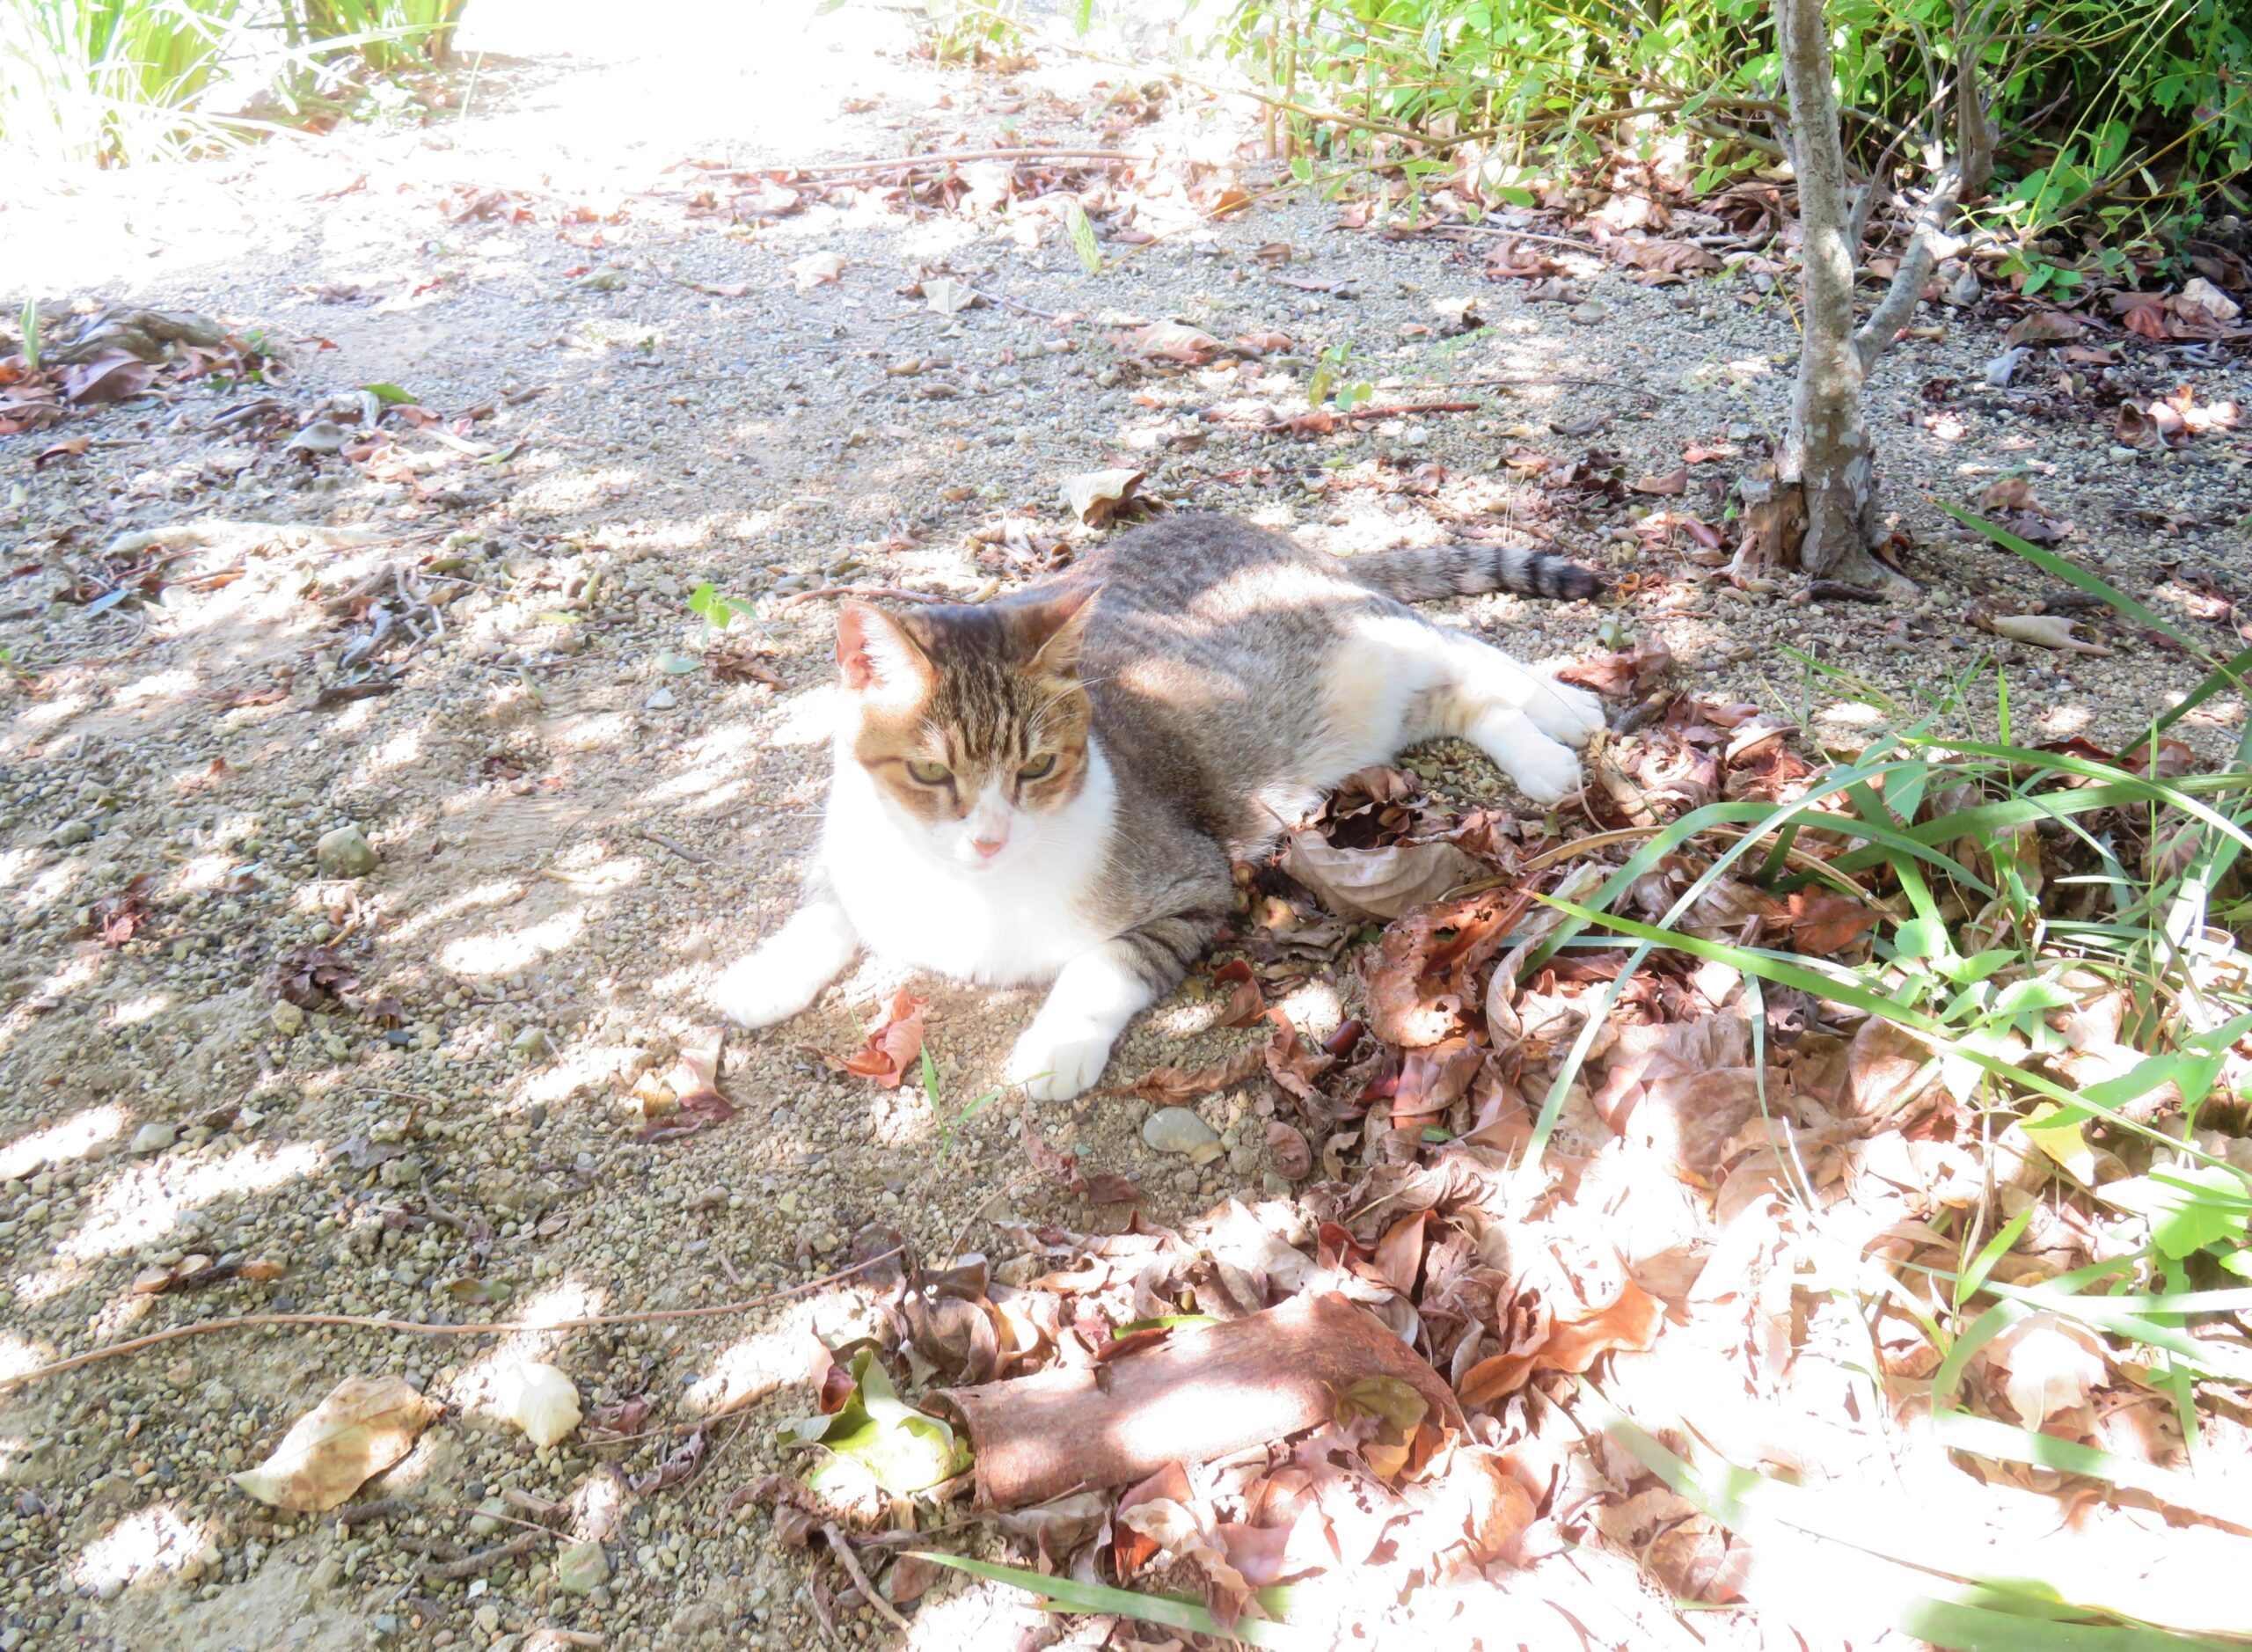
[1141,1107,1220,1157]
[315,825,377,879]
[129,1122,176,1155]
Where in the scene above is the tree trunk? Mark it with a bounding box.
[1761,0,1908,591]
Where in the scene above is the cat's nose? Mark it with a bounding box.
[971,835,1007,859]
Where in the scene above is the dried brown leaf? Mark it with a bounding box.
[232,1376,441,1512]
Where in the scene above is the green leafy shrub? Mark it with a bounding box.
[1210,0,2250,240]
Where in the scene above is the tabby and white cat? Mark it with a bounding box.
[713,515,1604,1100]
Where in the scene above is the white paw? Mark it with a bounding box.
[1504,739,1584,808]
[1527,678,1606,749]
[1005,1022,1117,1102]
[708,948,820,1029]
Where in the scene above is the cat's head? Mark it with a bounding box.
[833,589,1098,870]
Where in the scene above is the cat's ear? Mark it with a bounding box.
[1022,584,1100,678]
[836,602,933,701]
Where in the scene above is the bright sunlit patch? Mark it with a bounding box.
[15,860,86,917]
[1276,977,1344,1040]
[766,683,842,749]
[0,847,38,891]
[73,1503,216,1594]
[106,992,172,1027]
[439,907,587,977]
[0,1103,127,1181]
[519,1042,643,1107]
[1817,700,1885,728]
[684,1302,824,1414]
[446,1278,609,1418]
[171,854,243,895]
[14,1260,91,1308]
[114,669,198,709]
[362,727,427,776]
[61,1140,324,1261]
[0,1338,52,1385]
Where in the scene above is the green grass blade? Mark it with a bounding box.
[1936,502,2212,662]
[907,1552,1311,1648]
[1537,897,2238,1166]
[1929,1408,2252,1531]
[1899,1597,2247,1652]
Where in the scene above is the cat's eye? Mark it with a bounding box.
[1018,753,1058,782]
[904,759,953,786]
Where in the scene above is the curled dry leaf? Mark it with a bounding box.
[1457,1277,1663,1407]
[232,1375,442,1511]
[1284,833,1485,922]
[1064,466,1146,527]
[493,1360,582,1448]
[1631,464,1689,496]
[1363,890,1528,1048]
[1133,320,1224,363]
[1116,1042,1266,1106]
[1212,957,1267,1027]
[1987,613,2111,654]
[787,251,845,292]
[1787,890,1878,955]
[922,276,977,316]
[1557,633,1674,698]
[1982,1312,2108,1428]
[832,990,927,1088]
[1265,1121,1312,1180]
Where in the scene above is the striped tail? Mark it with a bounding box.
[1344,540,1604,603]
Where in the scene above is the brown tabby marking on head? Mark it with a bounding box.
[837,591,1098,825]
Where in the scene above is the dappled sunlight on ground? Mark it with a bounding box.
[71,1503,217,1596]
[58,1141,325,1262]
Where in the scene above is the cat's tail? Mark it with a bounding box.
[1343,541,1604,603]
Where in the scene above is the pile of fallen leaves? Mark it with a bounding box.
[0,304,274,442]
[711,660,2252,1645]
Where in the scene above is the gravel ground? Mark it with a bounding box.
[1,8,2248,1650]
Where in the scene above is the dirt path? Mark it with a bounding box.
[1,7,2247,1650]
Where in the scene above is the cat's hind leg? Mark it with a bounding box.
[710,883,860,1027]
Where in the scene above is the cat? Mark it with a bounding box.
[712,514,1605,1101]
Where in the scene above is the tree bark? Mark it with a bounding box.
[1747,0,1988,594]
[1758,0,1911,591]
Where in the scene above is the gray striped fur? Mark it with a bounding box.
[1342,539,1604,603]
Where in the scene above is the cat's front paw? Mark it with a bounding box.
[1005,1023,1116,1102]
[708,948,822,1029]
[1504,738,1584,808]
[1527,677,1607,749]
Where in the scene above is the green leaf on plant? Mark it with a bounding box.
[362,382,416,405]
[779,1349,969,1495]
[1491,185,1536,208]
[2100,1165,2252,1260]
[654,651,699,675]
[1062,199,1102,275]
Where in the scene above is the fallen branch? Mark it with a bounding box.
[334,1495,413,1528]
[413,1529,547,1581]
[1345,400,1484,418]
[783,147,1135,179]
[639,829,717,867]
[774,585,948,610]
[0,1247,905,1393]
[825,1524,910,1631]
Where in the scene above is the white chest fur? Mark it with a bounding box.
[819,743,1120,988]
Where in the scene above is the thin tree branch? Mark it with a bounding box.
[1854,164,1967,371]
